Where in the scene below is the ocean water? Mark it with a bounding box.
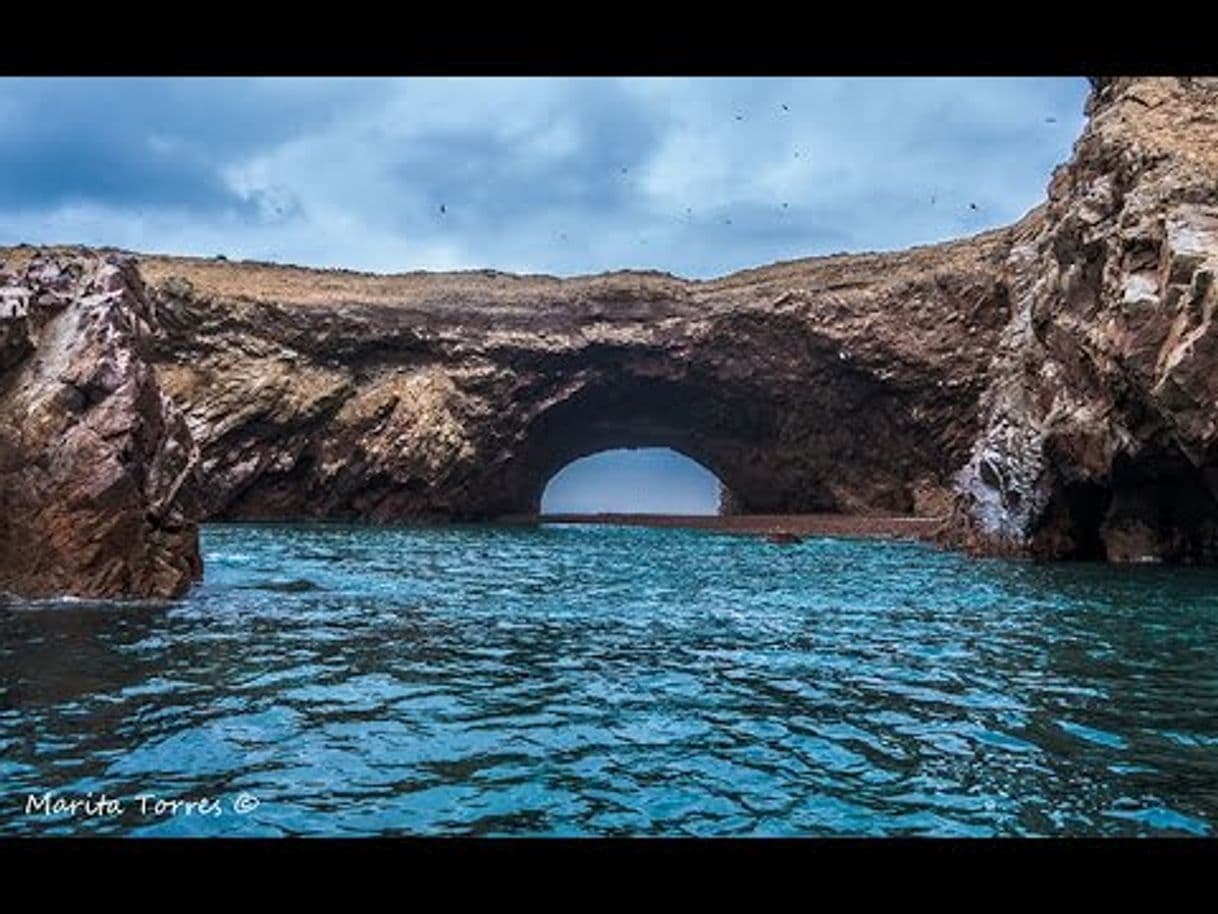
[2,522,1217,837]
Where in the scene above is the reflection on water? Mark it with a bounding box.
[2,522,1217,836]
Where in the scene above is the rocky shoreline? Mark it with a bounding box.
[2,77,1218,598]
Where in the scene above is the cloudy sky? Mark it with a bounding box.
[0,77,1088,278]
[0,76,1091,512]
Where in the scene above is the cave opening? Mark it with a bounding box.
[1060,480,1112,561]
[506,375,762,518]
[1033,450,1218,564]
[1099,452,1218,564]
[539,447,723,517]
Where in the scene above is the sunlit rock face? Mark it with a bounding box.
[4,76,1218,599]
[0,251,201,598]
[944,77,1218,563]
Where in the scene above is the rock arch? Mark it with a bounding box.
[487,343,947,518]
[506,378,749,516]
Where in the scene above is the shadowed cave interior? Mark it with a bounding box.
[1032,449,1218,563]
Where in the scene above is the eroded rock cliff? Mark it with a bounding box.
[0,251,202,598]
[946,77,1218,562]
[135,226,1016,524]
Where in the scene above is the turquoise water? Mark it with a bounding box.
[2,522,1218,837]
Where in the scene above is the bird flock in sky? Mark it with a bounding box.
[428,100,1068,250]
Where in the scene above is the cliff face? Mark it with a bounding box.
[2,76,1217,599]
[137,228,1014,524]
[0,251,201,598]
[946,77,1218,562]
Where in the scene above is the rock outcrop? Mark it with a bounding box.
[945,77,1218,562]
[134,228,1014,525]
[3,76,1217,598]
[0,250,202,598]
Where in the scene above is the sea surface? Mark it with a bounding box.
[2,522,1217,837]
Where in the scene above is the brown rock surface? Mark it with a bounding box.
[944,77,1218,562]
[133,224,1015,524]
[0,250,202,598]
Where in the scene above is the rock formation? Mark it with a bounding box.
[0,250,201,598]
[945,77,1218,562]
[138,227,1011,525]
[1,76,1216,599]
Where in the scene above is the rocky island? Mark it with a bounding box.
[2,76,1217,599]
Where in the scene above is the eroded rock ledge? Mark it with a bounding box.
[1,76,1216,598]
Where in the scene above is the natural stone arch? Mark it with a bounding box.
[466,321,956,520]
[143,262,989,527]
[501,375,759,516]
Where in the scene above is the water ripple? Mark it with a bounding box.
[3,522,1218,836]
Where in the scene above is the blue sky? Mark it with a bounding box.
[0,76,1091,512]
[543,449,721,515]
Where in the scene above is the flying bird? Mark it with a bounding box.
[781,103,789,111]
[439,204,446,214]
[969,202,978,211]
[1045,116,1057,123]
